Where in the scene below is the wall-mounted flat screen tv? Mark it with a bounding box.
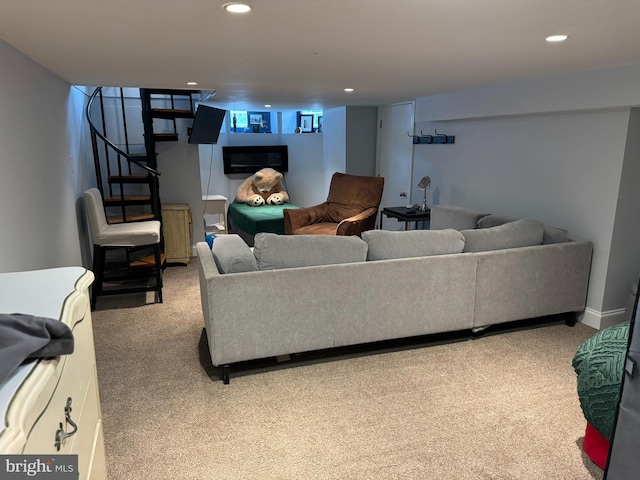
[222,145,288,174]
[188,105,226,144]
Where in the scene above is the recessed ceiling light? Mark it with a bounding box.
[186,81,198,86]
[223,3,251,13]
[264,104,272,108]
[344,88,354,92]
[546,34,568,42]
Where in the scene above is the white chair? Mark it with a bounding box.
[83,188,163,308]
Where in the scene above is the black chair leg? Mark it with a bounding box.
[153,244,163,303]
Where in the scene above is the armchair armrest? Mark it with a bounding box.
[284,203,329,234]
[336,207,378,236]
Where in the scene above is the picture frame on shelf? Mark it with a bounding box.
[300,114,313,133]
[249,113,263,125]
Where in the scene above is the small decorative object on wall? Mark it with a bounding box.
[408,129,455,145]
[300,114,313,133]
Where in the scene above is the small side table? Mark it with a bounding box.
[380,206,431,230]
[203,194,227,235]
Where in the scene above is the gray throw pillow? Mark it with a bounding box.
[211,234,258,274]
[253,233,368,270]
[462,218,544,252]
[477,214,516,229]
[430,205,490,231]
[479,214,571,244]
[361,229,465,261]
[543,226,571,244]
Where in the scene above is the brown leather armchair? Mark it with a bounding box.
[284,172,384,236]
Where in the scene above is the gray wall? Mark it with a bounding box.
[606,108,640,312]
[345,107,378,177]
[0,40,92,273]
[322,106,348,193]
[322,106,378,179]
[413,65,640,329]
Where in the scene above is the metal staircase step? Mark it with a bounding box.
[104,195,152,206]
[108,175,151,184]
[150,108,195,119]
[130,252,166,268]
[153,133,179,142]
[107,213,156,224]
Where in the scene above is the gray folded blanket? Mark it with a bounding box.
[0,313,74,385]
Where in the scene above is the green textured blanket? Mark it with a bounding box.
[227,202,300,236]
[572,321,629,439]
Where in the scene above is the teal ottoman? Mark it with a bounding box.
[227,202,300,246]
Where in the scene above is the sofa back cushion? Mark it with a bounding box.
[430,205,489,231]
[211,234,258,274]
[541,226,572,244]
[361,229,465,260]
[462,218,544,252]
[477,214,515,229]
[478,214,571,244]
[253,233,368,270]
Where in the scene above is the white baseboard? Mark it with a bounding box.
[580,307,627,330]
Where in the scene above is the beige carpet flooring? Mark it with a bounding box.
[92,263,605,480]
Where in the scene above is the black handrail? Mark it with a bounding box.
[85,87,160,177]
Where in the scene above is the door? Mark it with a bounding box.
[376,102,415,230]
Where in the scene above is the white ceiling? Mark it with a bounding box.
[2,0,640,110]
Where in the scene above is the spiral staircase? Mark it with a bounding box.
[85,87,198,270]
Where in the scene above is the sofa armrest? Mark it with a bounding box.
[284,203,329,234]
[196,242,219,279]
[336,207,378,236]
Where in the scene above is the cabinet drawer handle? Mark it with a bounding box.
[54,397,78,451]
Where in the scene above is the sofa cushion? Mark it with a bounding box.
[462,218,544,252]
[542,226,572,244]
[211,234,258,274]
[430,205,489,231]
[361,229,465,261]
[477,214,516,229]
[253,233,368,270]
[479,214,571,244]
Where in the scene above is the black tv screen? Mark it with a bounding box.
[188,105,226,144]
[222,145,288,174]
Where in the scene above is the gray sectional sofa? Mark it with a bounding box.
[196,205,593,383]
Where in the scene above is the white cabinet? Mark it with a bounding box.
[0,267,107,480]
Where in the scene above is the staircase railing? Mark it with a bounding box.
[86,86,161,223]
